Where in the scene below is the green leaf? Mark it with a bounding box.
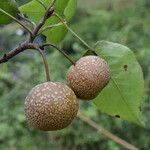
[19,0,77,43]
[64,0,77,20]
[88,41,144,126]
[0,0,19,24]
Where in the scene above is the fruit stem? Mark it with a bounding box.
[0,8,32,36]
[53,12,94,51]
[43,43,76,66]
[36,48,51,81]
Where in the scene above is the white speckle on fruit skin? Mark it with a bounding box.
[59,91,63,94]
[24,82,79,131]
[37,93,41,97]
[54,91,58,95]
[67,55,111,100]
[51,94,55,99]
[42,88,45,92]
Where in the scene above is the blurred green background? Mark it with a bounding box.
[0,0,150,149]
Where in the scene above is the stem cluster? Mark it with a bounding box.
[0,0,76,81]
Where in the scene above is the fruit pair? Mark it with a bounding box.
[25,55,111,131]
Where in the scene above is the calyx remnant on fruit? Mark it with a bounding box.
[67,55,111,100]
[24,82,79,131]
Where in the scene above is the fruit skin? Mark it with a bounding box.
[24,82,79,131]
[67,55,111,100]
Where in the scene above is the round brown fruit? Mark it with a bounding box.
[67,55,111,100]
[24,82,79,131]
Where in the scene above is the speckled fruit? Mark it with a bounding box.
[67,55,111,100]
[24,82,79,131]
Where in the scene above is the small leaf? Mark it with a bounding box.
[0,0,19,24]
[19,0,77,43]
[89,41,144,126]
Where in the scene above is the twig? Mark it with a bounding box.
[31,0,56,38]
[0,42,44,63]
[0,0,58,82]
[77,112,138,150]
[0,1,57,64]
[0,42,76,66]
